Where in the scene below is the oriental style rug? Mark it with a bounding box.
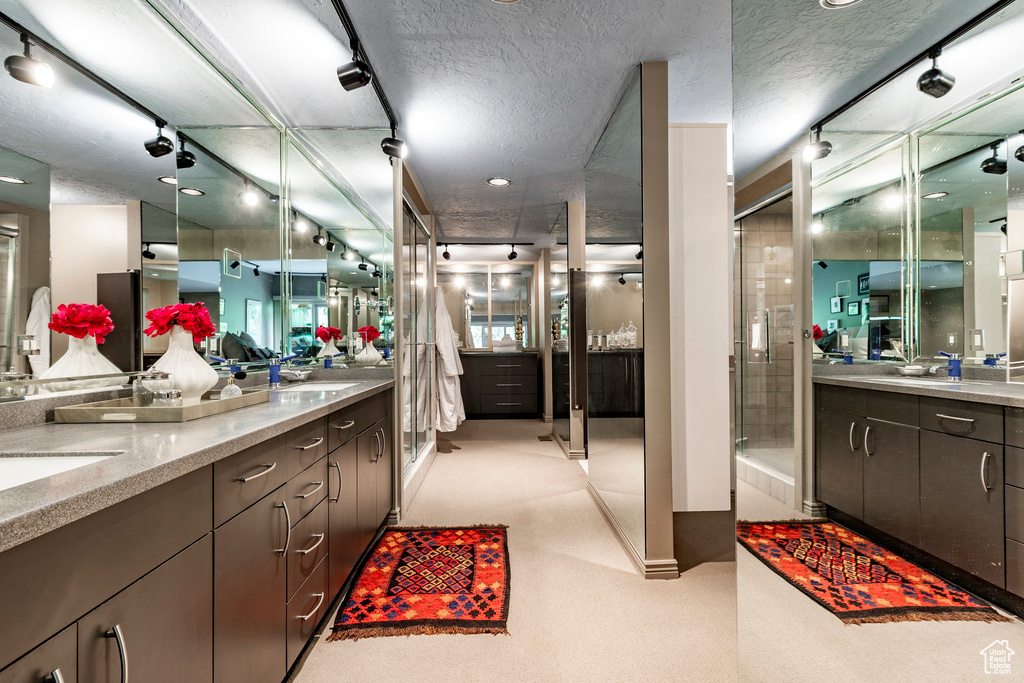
[737,519,1010,625]
[329,525,510,641]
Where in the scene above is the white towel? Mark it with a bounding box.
[25,286,50,377]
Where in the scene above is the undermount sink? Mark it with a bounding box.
[0,451,122,493]
[278,382,359,393]
[861,377,994,389]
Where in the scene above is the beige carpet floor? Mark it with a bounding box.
[292,419,738,682]
[737,479,1024,682]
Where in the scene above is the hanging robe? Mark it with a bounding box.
[434,286,465,432]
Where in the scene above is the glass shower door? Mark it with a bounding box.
[0,231,16,370]
[401,203,434,473]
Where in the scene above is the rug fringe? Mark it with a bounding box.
[737,518,829,524]
[842,611,1012,625]
[385,524,509,530]
[328,626,510,642]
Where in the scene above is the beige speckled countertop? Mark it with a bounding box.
[0,379,393,554]
[812,373,1024,408]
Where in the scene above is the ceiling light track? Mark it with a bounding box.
[177,132,278,202]
[329,0,398,136]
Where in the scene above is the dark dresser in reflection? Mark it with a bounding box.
[552,350,644,419]
[460,352,539,418]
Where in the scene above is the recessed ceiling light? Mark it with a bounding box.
[819,0,862,8]
[179,187,205,196]
[157,175,178,185]
[922,191,948,199]
[492,0,521,3]
[0,175,28,184]
[487,177,512,187]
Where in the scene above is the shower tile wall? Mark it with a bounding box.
[737,213,794,454]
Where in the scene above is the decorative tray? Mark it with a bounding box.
[53,387,269,424]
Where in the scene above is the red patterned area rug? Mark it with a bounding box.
[738,519,1010,625]
[329,525,510,641]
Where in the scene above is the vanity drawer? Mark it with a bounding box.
[919,397,1003,444]
[480,357,537,377]
[214,434,289,527]
[817,384,867,417]
[479,393,538,414]
[328,392,391,453]
[479,373,538,396]
[1005,407,1024,449]
[0,624,77,683]
[1008,485,1024,544]
[286,555,328,669]
[287,456,328,524]
[287,498,328,601]
[863,390,918,426]
[289,417,328,477]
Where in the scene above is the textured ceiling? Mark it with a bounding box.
[733,0,995,181]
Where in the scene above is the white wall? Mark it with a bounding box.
[669,124,732,512]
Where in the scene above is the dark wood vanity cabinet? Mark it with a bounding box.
[328,436,361,599]
[460,353,539,418]
[0,625,77,683]
[861,418,920,545]
[815,408,864,519]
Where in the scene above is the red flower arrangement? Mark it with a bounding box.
[358,325,381,343]
[143,303,217,343]
[48,303,115,344]
[813,324,824,341]
[316,326,344,343]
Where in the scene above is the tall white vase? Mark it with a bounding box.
[39,335,124,392]
[151,325,219,406]
[318,339,340,357]
[354,340,382,365]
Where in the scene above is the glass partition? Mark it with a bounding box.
[401,203,433,473]
[551,239,570,444]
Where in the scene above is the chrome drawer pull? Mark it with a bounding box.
[936,413,975,424]
[103,624,128,683]
[372,431,381,463]
[298,480,324,499]
[298,593,325,621]
[330,461,342,502]
[497,402,522,406]
[496,364,521,368]
[275,502,291,554]
[297,437,324,451]
[981,451,992,492]
[334,420,356,430]
[378,428,386,460]
[864,426,872,457]
[239,462,276,482]
[496,383,522,387]
[297,533,325,555]
[46,669,66,683]
[848,422,857,453]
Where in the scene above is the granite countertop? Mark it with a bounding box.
[812,372,1024,408]
[0,379,393,554]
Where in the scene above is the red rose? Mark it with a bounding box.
[813,324,824,341]
[144,303,217,342]
[315,326,344,343]
[48,303,115,344]
[358,326,380,343]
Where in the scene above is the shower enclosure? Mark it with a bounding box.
[400,201,434,474]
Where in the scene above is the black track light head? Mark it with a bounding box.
[442,244,451,260]
[326,239,337,253]
[917,48,955,99]
[142,243,156,260]
[337,58,372,91]
[381,137,407,159]
[1015,131,1024,164]
[635,245,643,260]
[144,121,173,158]
[253,265,260,277]
[372,268,383,279]
[230,260,240,269]
[312,229,326,247]
[5,34,53,88]
[981,143,1007,175]
[371,290,379,297]
[618,274,627,285]
[803,127,833,162]
[176,137,196,169]
[358,259,369,271]
[816,261,829,270]
[508,244,518,261]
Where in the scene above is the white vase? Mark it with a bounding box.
[39,335,124,392]
[354,340,382,365]
[151,325,219,406]
[318,339,340,357]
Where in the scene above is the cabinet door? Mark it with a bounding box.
[356,428,379,551]
[79,535,213,683]
[816,409,863,519]
[328,438,360,599]
[863,419,920,545]
[213,488,288,683]
[920,431,1004,586]
[0,625,76,683]
[376,414,395,526]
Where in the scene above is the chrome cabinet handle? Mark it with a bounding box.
[936,413,975,424]
[372,431,381,463]
[496,383,522,387]
[378,428,386,461]
[103,624,128,683]
[334,420,355,430]
[298,593,325,621]
[298,480,324,499]
[297,437,324,451]
[330,461,342,503]
[864,426,873,457]
[848,422,857,453]
[46,668,66,683]
[275,502,291,554]
[239,462,276,482]
[297,533,325,555]
[981,452,992,492]
[498,402,522,407]
[496,364,521,368]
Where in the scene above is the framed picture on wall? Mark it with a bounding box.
[847,301,860,316]
[830,296,842,314]
[827,319,839,333]
[245,299,263,346]
[858,273,870,296]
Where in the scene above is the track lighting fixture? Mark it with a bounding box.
[312,228,327,247]
[381,136,407,159]
[142,243,156,260]
[816,261,829,270]
[358,258,368,271]
[442,244,451,260]
[292,214,308,233]
[370,290,379,297]
[635,244,643,260]
[1015,131,1024,164]
[508,244,518,261]
[803,127,832,162]
[238,180,260,206]
[4,33,53,88]
[372,267,383,279]
[230,260,240,269]
[176,136,196,170]
[345,249,356,261]
[618,274,627,285]
[144,121,173,158]
[917,48,955,99]
[253,264,260,277]
[981,143,1007,175]
[326,238,337,253]
[337,46,372,91]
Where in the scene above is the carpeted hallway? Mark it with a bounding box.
[291,419,738,682]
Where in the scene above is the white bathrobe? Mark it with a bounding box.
[25,286,50,378]
[434,286,465,432]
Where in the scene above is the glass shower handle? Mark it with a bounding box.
[747,309,771,364]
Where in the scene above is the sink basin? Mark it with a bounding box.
[278,382,358,393]
[0,451,122,492]
[861,377,993,389]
